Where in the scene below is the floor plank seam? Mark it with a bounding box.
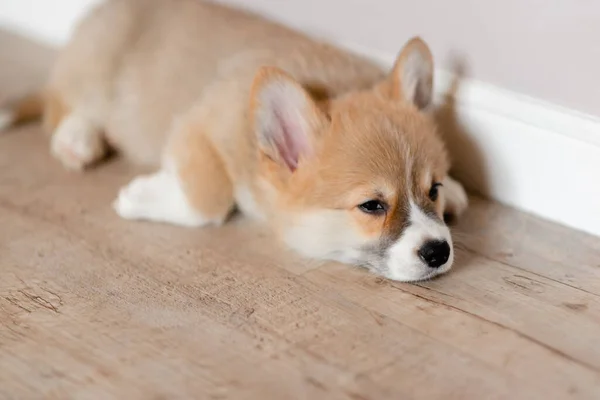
[461,246,600,298]
[388,283,600,374]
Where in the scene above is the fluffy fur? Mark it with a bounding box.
[1,0,468,281]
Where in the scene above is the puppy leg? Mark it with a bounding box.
[51,113,107,170]
[113,120,235,227]
[443,176,468,221]
[113,165,215,227]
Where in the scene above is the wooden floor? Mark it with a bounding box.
[2,31,600,400]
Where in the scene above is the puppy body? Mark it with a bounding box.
[3,0,468,281]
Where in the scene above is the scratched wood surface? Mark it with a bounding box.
[1,31,600,400]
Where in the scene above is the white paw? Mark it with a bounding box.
[113,175,157,220]
[113,170,211,227]
[443,176,468,219]
[51,114,104,170]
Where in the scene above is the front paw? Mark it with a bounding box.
[51,115,105,170]
[112,170,212,227]
[443,176,468,222]
[113,174,158,220]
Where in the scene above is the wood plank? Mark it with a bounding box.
[452,197,600,295]
[1,207,396,400]
[2,29,600,400]
[0,176,543,399]
[304,264,600,399]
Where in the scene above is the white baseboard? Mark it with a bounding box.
[342,43,600,237]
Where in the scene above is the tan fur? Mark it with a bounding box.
[3,0,468,281]
[2,89,68,135]
[168,116,235,222]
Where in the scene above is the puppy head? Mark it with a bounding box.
[250,38,454,282]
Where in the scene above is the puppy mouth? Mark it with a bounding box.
[325,243,452,283]
[407,266,451,282]
[382,264,449,282]
[359,245,454,282]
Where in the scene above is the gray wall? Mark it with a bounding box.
[216,0,599,116]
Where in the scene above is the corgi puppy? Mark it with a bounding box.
[0,0,468,282]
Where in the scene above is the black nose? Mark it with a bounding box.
[418,240,451,268]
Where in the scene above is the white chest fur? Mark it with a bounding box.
[234,184,266,222]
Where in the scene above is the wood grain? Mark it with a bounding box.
[1,30,600,400]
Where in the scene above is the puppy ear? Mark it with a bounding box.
[387,37,434,109]
[250,67,326,172]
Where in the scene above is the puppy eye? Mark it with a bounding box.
[429,182,443,201]
[358,200,388,215]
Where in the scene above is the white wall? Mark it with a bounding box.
[214,0,600,117]
[1,0,597,117]
[0,0,101,46]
